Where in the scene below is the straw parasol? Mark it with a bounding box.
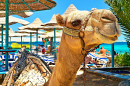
[0,16,29,53]
[0,16,29,25]
[0,0,56,12]
[15,30,46,35]
[42,4,78,26]
[18,18,47,54]
[9,33,32,47]
[41,4,78,26]
[0,0,56,71]
[0,11,33,18]
[62,4,78,17]
[39,31,62,38]
[18,18,44,30]
[9,33,31,37]
[15,29,46,52]
[43,14,57,26]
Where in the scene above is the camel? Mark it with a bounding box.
[2,8,120,86]
[45,9,120,86]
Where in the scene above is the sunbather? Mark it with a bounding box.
[97,46,110,57]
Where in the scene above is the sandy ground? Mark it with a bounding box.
[49,65,121,86]
[73,69,120,86]
[0,66,121,86]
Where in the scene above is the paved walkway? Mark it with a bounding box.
[73,70,120,86]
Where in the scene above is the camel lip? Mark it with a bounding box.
[101,17,114,23]
[95,27,118,42]
[99,32,118,41]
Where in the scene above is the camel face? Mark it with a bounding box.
[88,9,121,44]
[56,9,120,46]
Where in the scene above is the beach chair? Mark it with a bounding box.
[0,55,17,69]
[41,56,55,65]
[87,53,109,68]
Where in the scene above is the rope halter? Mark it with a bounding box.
[62,8,97,86]
[63,8,97,38]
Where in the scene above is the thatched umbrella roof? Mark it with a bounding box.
[41,14,63,31]
[0,0,56,12]
[0,28,13,35]
[62,4,78,17]
[42,14,57,26]
[42,25,63,31]
[15,30,46,35]
[9,33,31,37]
[0,16,29,25]
[0,0,56,71]
[18,18,45,30]
[0,11,33,18]
[39,31,62,38]
[42,4,77,26]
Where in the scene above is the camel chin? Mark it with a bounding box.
[95,27,118,44]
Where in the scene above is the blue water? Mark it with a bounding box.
[1,42,130,54]
[96,42,130,54]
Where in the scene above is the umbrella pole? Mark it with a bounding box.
[5,0,9,71]
[21,36,22,47]
[36,29,38,54]
[30,32,32,52]
[111,43,114,67]
[10,37,11,47]
[1,24,3,55]
[54,28,56,60]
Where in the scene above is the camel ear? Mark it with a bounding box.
[56,14,65,26]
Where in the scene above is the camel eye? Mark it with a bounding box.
[71,20,81,27]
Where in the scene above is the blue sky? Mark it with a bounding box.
[10,0,125,41]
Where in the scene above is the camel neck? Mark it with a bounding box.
[48,35,86,86]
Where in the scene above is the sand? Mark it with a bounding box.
[0,66,121,86]
[73,69,120,86]
[49,65,121,86]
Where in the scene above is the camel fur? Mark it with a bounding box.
[46,9,120,86]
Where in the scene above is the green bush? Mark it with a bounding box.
[114,52,130,66]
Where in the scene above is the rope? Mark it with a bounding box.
[62,8,98,86]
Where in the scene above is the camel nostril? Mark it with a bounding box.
[101,10,117,23]
[101,17,115,23]
[102,17,112,21]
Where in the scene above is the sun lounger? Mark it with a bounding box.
[0,54,17,60]
[41,56,55,65]
[87,53,109,68]
[0,55,17,69]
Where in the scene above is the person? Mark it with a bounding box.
[89,49,99,57]
[32,45,36,49]
[41,45,45,54]
[18,46,26,54]
[56,45,59,53]
[38,44,42,52]
[84,56,98,64]
[97,46,110,57]
[47,45,51,52]
[84,49,99,64]
[0,46,2,55]
[114,50,119,55]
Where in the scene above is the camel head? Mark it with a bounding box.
[56,9,120,50]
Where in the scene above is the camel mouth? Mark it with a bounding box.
[101,17,115,23]
[100,32,118,41]
[95,28,118,43]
